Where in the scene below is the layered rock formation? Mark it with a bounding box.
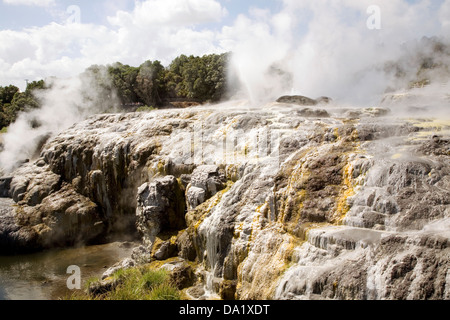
[0,96,449,299]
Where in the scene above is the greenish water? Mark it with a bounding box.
[0,242,136,300]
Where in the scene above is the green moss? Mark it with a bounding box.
[147,160,167,178]
[189,180,234,233]
[136,105,156,112]
[85,276,101,289]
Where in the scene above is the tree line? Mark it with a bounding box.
[0,52,231,130]
[0,80,47,130]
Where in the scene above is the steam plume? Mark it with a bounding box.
[0,68,119,175]
[226,0,450,106]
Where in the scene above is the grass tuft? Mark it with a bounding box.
[65,266,181,301]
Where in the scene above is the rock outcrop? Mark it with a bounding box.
[0,98,448,300]
[186,165,226,210]
[0,177,12,198]
[134,175,186,262]
[276,95,332,106]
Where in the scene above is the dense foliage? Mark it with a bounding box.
[0,53,231,130]
[105,52,230,107]
[166,53,229,102]
[0,80,46,129]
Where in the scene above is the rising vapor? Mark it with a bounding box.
[0,68,120,174]
[227,0,450,106]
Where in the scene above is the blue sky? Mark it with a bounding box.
[0,0,282,30]
[0,0,449,93]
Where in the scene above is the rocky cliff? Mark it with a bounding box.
[0,95,449,299]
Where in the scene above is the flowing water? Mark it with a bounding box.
[0,241,136,300]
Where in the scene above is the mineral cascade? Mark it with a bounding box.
[0,92,449,300]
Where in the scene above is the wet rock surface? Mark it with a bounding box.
[0,198,40,254]
[186,165,226,210]
[0,98,448,300]
[136,176,186,245]
[0,177,12,198]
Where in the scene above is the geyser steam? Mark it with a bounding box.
[227,0,450,106]
[0,68,119,174]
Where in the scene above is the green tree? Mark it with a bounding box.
[108,63,139,104]
[135,60,166,106]
[203,53,229,102]
[166,54,189,99]
[25,80,47,96]
[166,53,229,102]
[0,81,47,129]
[1,52,232,129]
[0,85,20,105]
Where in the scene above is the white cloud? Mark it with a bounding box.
[0,0,228,89]
[0,23,118,89]
[104,0,228,65]
[109,0,226,27]
[0,0,449,104]
[2,0,55,7]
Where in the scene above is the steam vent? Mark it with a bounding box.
[0,93,449,301]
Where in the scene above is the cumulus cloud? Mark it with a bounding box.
[0,0,227,90]
[105,0,227,66]
[108,0,227,27]
[0,23,118,89]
